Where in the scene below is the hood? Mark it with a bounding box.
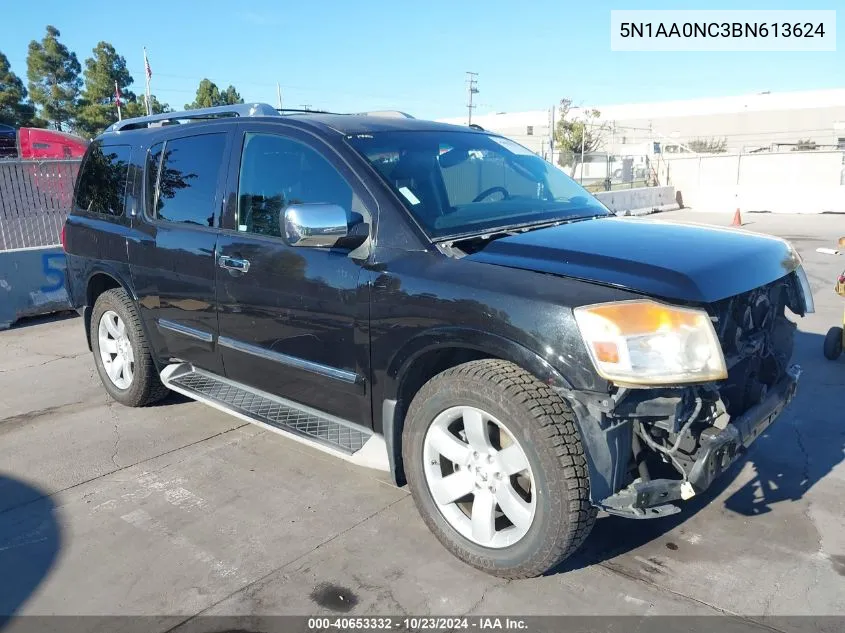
[465,217,797,304]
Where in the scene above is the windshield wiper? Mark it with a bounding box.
[434,213,609,244]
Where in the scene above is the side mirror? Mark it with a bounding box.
[281,203,349,248]
[438,148,470,169]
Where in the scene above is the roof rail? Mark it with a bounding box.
[352,110,415,119]
[107,102,280,132]
[275,107,334,115]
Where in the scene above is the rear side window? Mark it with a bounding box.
[146,133,226,227]
[74,143,131,216]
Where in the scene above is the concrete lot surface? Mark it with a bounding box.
[1,210,844,629]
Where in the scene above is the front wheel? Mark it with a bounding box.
[824,327,843,361]
[402,359,596,578]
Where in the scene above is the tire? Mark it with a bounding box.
[402,359,596,578]
[823,327,843,361]
[90,288,169,407]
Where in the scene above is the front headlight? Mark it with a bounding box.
[573,300,727,386]
[786,245,815,315]
[794,265,815,314]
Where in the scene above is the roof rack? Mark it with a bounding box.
[107,102,281,132]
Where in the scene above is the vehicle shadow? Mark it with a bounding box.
[5,310,78,330]
[149,391,193,407]
[552,329,845,574]
[0,475,62,622]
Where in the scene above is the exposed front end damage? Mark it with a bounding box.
[561,273,806,519]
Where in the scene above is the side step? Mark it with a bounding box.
[160,363,389,472]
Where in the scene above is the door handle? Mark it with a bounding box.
[219,255,250,273]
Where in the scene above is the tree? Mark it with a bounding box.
[186,78,221,109]
[26,25,82,131]
[220,85,243,105]
[122,94,172,119]
[554,98,606,175]
[0,51,39,127]
[185,79,244,109]
[687,137,728,153]
[792,138,818,151]
[75,42,136,138]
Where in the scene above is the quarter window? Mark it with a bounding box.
[236,133,356,238]
[148,133,226,227]
[74,143,131,216]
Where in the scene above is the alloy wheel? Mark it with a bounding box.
[97,310,134,390]
[422,405,537,548]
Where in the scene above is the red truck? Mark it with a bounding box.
[0,125,88,160]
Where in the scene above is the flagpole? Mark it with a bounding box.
[143,47,152,116]
[115,80,122,121]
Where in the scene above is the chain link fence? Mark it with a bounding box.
[554,151,661,192]
[0,159,81,251]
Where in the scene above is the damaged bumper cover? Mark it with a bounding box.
[600,364,802,519]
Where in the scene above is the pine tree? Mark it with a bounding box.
[186,79,221,109]
[123,94,171,119]
[220,85,243,105]
[76,42,136,138]
[26,26,82,131]
[185,79,244,109]
[0,51,38,127]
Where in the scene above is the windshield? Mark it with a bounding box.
[347,130,609,239]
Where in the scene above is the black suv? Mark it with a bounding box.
[64,103,813,578]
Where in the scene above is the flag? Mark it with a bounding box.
[114,81,122,108]
[144,48,152,81]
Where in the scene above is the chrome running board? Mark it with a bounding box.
[160,363,389,472]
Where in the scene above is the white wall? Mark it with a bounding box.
[668,151,845,213]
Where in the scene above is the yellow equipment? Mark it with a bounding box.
[823,268,845,361]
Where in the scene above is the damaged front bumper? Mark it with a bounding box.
[600,364,802,519]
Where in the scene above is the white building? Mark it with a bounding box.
[438,88,845,157]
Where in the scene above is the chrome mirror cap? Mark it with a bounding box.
[282,203,349,248]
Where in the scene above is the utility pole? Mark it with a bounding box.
[580,119,587,184]
[548,105,555,162]
[276,83,283,110]
[465,72,479,126]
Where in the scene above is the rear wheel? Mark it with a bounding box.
[402,359,596,578]
[91,288,169,407]
[823,327,843,361]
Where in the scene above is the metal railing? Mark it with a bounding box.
[0,159,81,251]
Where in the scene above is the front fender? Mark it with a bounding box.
[385,326,573,396]
[381,327,622,501]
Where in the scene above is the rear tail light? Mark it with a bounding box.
[60,224,67,251]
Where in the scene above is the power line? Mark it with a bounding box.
[5,57,435,107]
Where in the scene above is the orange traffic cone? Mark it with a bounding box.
[731,208,742,227]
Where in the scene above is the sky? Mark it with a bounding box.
[3,0,843,120]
